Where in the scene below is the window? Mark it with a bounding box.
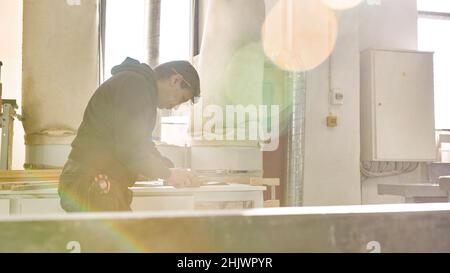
[418,0,450,129]
[103,1,196,145]
[104,0,194,79]
[160,0,193,63]
[417,0,450,13]
[104,0,146,80]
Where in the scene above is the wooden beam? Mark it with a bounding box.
[264,200,280,208]
[250,178,280,186]
[0,170,61,182]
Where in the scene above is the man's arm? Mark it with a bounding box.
[147,141,175,168]
[112,74,171,180]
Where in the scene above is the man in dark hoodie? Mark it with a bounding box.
[58,57,201,212]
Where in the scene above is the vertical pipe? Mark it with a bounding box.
[98,0,107,84]
[145,0,161,68]
[284,72,306,207]
[190,0,200,57]
[145,0,162,140]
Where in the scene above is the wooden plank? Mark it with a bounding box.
[196,176,252,184]
[264,200,280,208]
[0,170,61,183]
[199,177,281,186]
[250,178,280,186]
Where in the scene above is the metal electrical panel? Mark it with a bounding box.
[361,49,436,162]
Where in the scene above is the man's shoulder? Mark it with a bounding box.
[106,70,149,86]
[107,70,156,93]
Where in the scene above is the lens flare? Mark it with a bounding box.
[262,0,338,72]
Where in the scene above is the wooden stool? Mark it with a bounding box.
[250,178,280,208]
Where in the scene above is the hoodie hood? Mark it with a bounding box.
[111,57,155,84]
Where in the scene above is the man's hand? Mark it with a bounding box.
[167,168,201,188]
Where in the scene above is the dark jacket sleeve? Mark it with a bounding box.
[112,73,171,180]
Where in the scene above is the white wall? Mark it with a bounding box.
[259,0,422,206]
[302,0,421,206]
[0,0,24,170]
[303,9,361,206]
[260,0,363,206]
[359,0,418,51]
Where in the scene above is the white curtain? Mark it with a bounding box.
[22,0,99,146]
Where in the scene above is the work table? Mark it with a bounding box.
[0,182,267,215]
[378,176,450,203]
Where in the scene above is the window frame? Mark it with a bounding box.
[99,0,199,81]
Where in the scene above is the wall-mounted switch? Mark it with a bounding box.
[329,89,344,105]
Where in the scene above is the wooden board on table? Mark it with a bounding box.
[196,176,252,184]
[0,170,62,183]
[264,200,280,208]
[250,178,280,186]
[197,177,281,186]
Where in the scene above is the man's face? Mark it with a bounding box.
[157,74,194,109]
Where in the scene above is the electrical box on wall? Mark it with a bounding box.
[360,49,436,162]
[329,88,344,105]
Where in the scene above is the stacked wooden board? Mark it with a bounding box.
[0,170,61,190]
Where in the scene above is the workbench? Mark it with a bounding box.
[378,183,448,203]
[0,183,266,215]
